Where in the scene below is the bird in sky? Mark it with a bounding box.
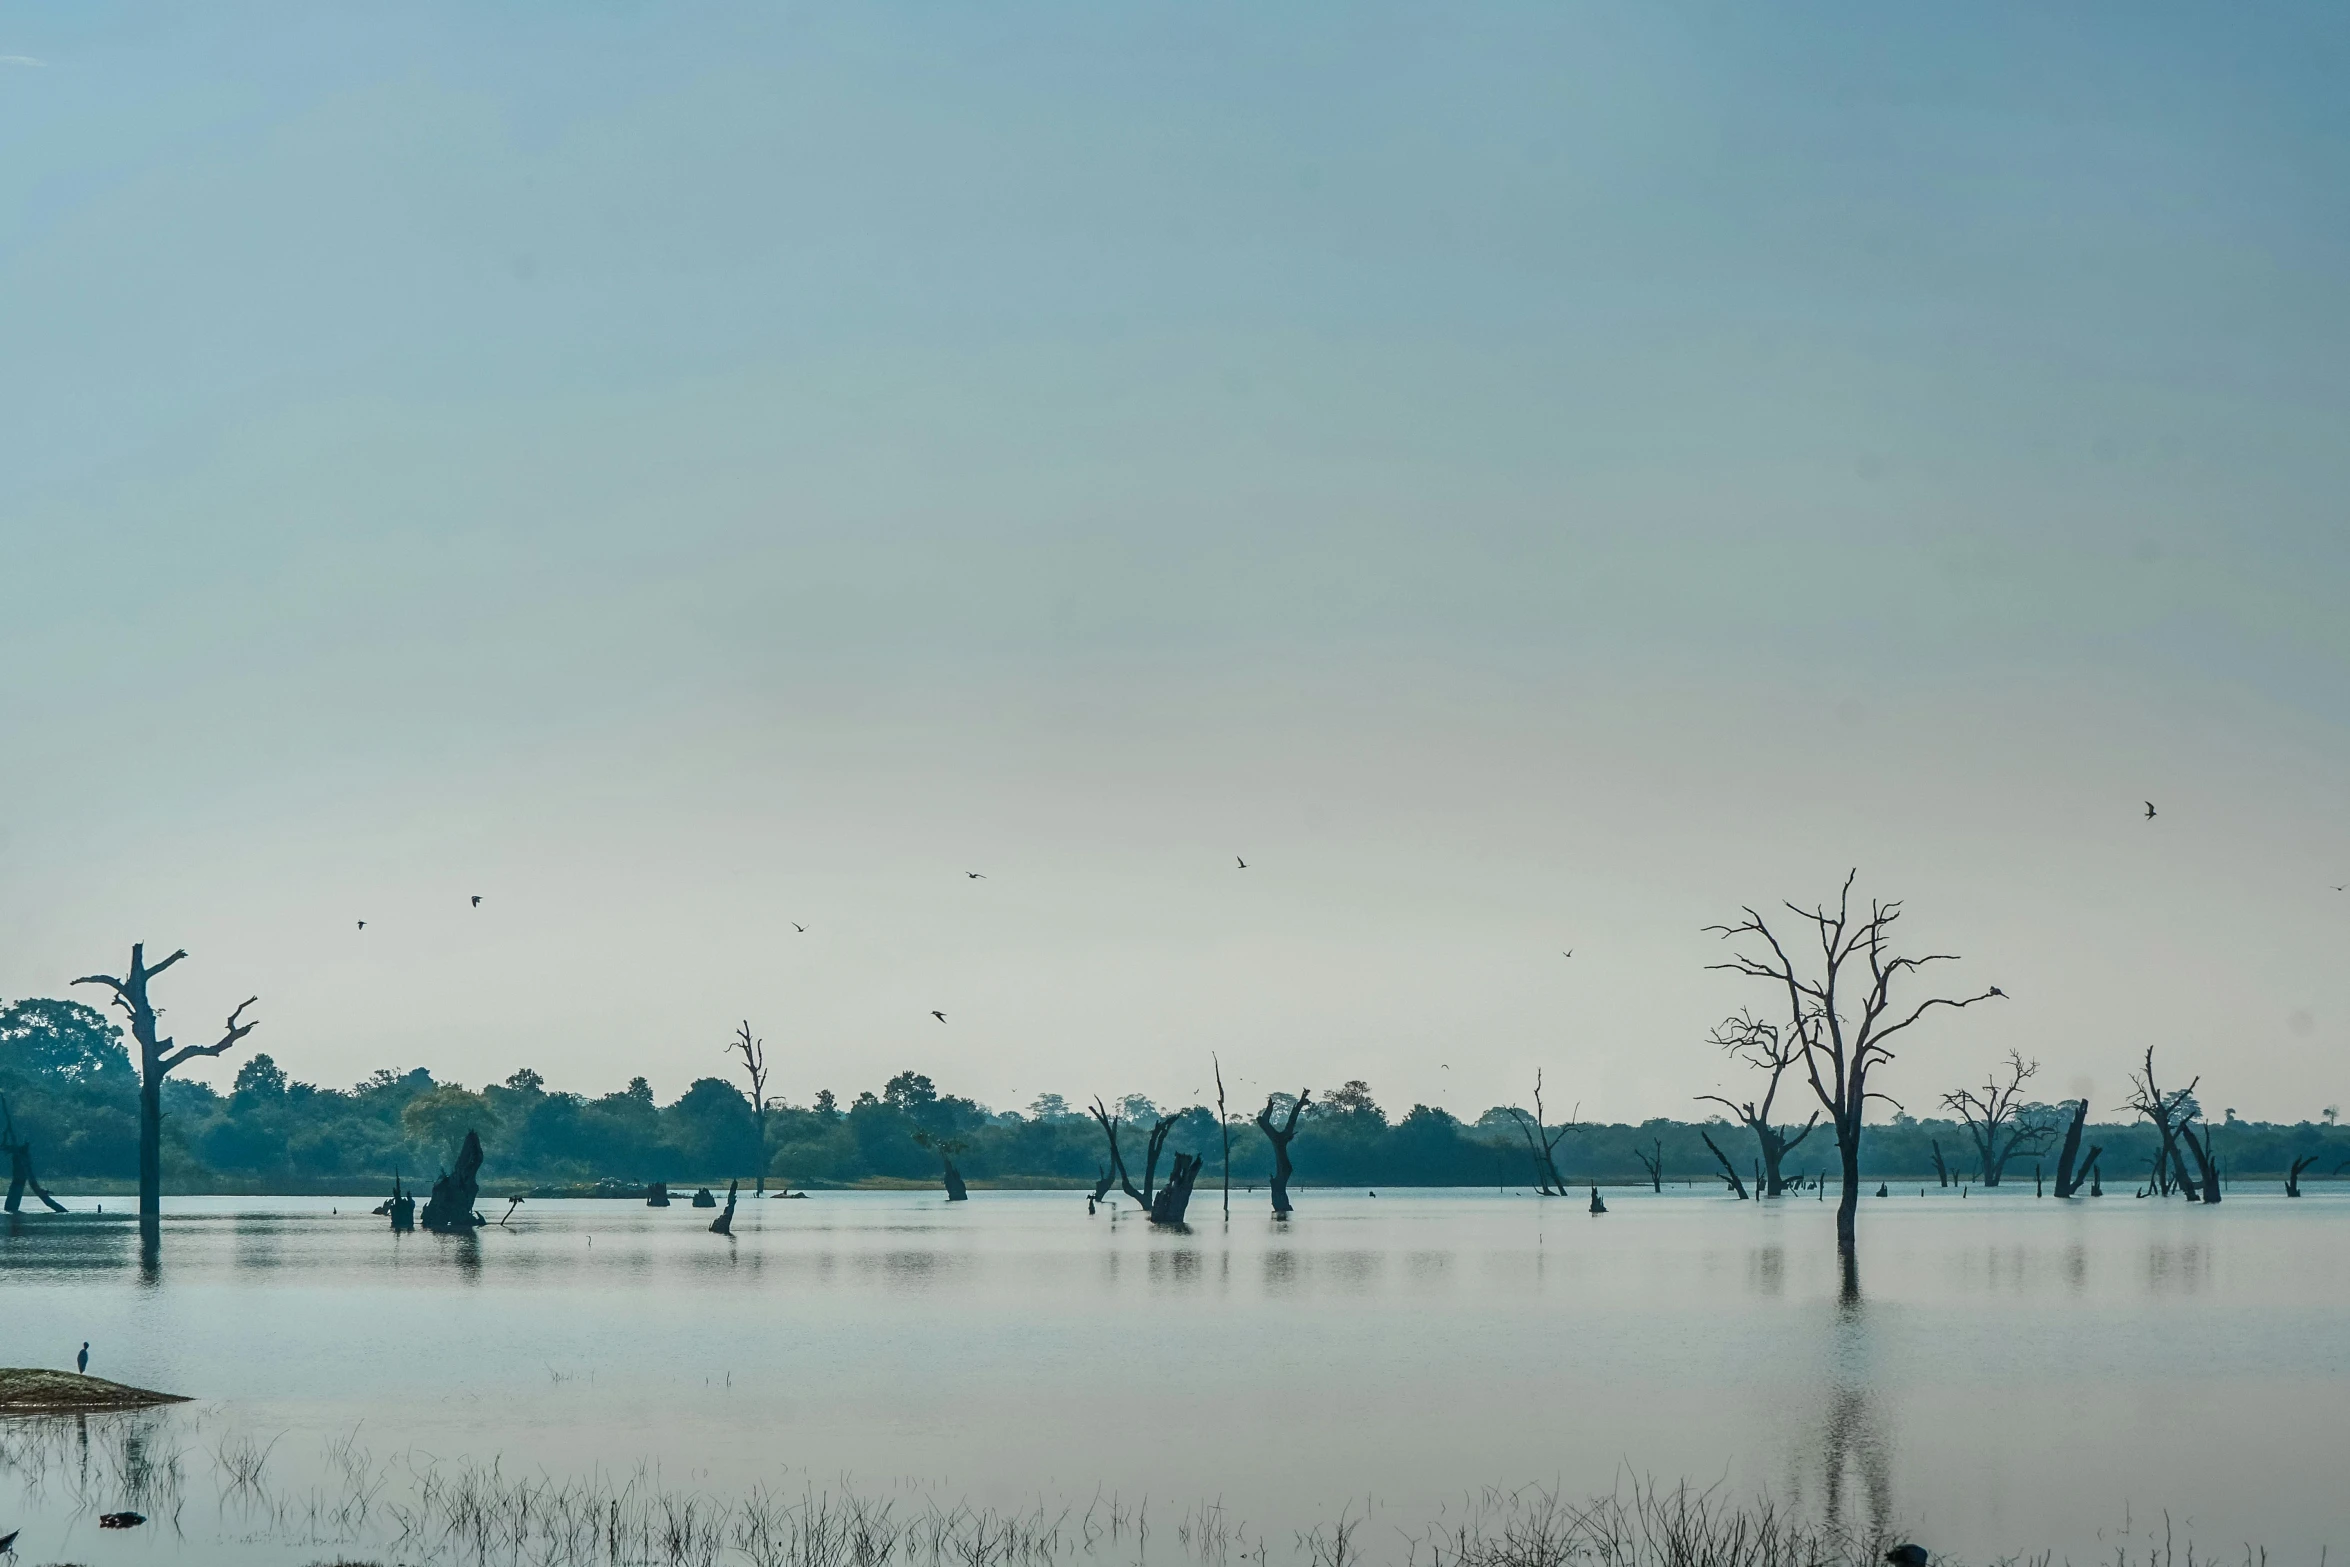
[2145,801,2157,819]
[471,895,482,907]
[356,920,366,931]
[966,871,986,879]
[792,922,806,933]
[931,1010,947,1023]
[1237,856,1248,869]
[1561,949,1573,958]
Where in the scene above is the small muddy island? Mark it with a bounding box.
[0,1368,188,1415]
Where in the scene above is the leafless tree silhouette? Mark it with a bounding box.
[1632,1137,1664,1192]
[2286,1154,2318,1197]
[1696,1011,1819,1197]
[1088,1098,1200,1224]
[1708,872,2001,1258]
[1699,1127,1750,1198]
[2121,1047,2200,1199]
[728,1021,772,1195]
[1942,1050,2056,1187]
[75,944,259,1220]
[1503,1070,1577,1195]
[1254,1090,1311,1216]
[2177,1117,2222,1204]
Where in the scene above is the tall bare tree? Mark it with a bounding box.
[1503,1070,1577,1195]
[1632,1137,1664,1193]
[1708,872,2000,1259]
[1696,1011,1819,1197]
[728,1021,772,1195]
[75,944,258,1220]
[1254,1089,1311,1216]
[2121,1047,2199,1199]
[1942,1050,2056,1187]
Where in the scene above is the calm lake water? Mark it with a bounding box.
[4,1187,2347,1564]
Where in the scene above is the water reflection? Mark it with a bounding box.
[1814,1262,1892,1540]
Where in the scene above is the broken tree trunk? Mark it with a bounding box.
[1700,1129,1750,1199]
[1930,1139,1950,1188]
[2053,1099,2091,1197]
[2,1097,68,1215]
[1149,1152,1204,1225]
[710,1179,738,1234]
[2178,1121,2221,1204]
[419,1130,486,1233]
[1254,1091,1310,1216]
[941,1153,968,1202]
[2286,1155,2317,1197]
[645,1182,670,1207]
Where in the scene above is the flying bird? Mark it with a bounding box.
[1237,857,1248,869]
[792,922,806,933]
[471,895,482,907]
[2144,801,2157,819]
[931,1010,947,1023]
[1561,950,1573,959]
[966,872,986,879]
[357,921,366,931]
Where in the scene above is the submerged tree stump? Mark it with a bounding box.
[709,1179,738,1235]
[1149,1152,1203,1225]
[419,1130,487,1233]
[646,1182,670,1207]
[2,1095,68,1214]
[691,1187,717,1208]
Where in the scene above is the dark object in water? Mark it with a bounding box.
[710,1180,738,1236]
[1885,1546,1928,1567]
[691,1187,717,1209]
[375,1174,414,1231]
[646,1182,670,1207]
[419,1131,487,1232]
[1587,1186,1607,1214]
[100,1510,147,1529]
[1,1524,18,1554]
[1875,1183,1888,1198]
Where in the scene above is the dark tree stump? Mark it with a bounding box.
[710,1179,738,1235]
[942,1156,968,1202]
[1148,1153,1203,1225]
[646,1182,670,1207]
[419,1130,487,1233]
[691,1187,717,1208]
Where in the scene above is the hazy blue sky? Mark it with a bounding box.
[4,4,2347,1122]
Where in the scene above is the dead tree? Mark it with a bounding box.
[1697,1012,1820,1197]
[2,1095,68,1214]
[2286,1155,2318,1197]
[710,1178,740,1234]
[1253,1090,1311,1216]
[74,943,259,1220]
[1214,1053,1231,1221]
[728,1021,772,1195]
[1087,1099,1201,1224]
[1708,872,2001,1259]
[1633,1138,1664,1192]
[2051,1099,2103,1199]
[1700,1128,1751,1198]
[419,1130,487,1232]
[1942,1050,2057,1187]
[1930,1139,1950,1187]
[2121,1047,2200,1200]
[1503,1071,1577,1195]
[2177,1119,2221,1204]
[910,1130,969,1200]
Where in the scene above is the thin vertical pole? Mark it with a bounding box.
[1215,1053,1230,1221]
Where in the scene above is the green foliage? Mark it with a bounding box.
[7,998,2350,1193]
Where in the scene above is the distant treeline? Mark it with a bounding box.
[5,996,2344,1193]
